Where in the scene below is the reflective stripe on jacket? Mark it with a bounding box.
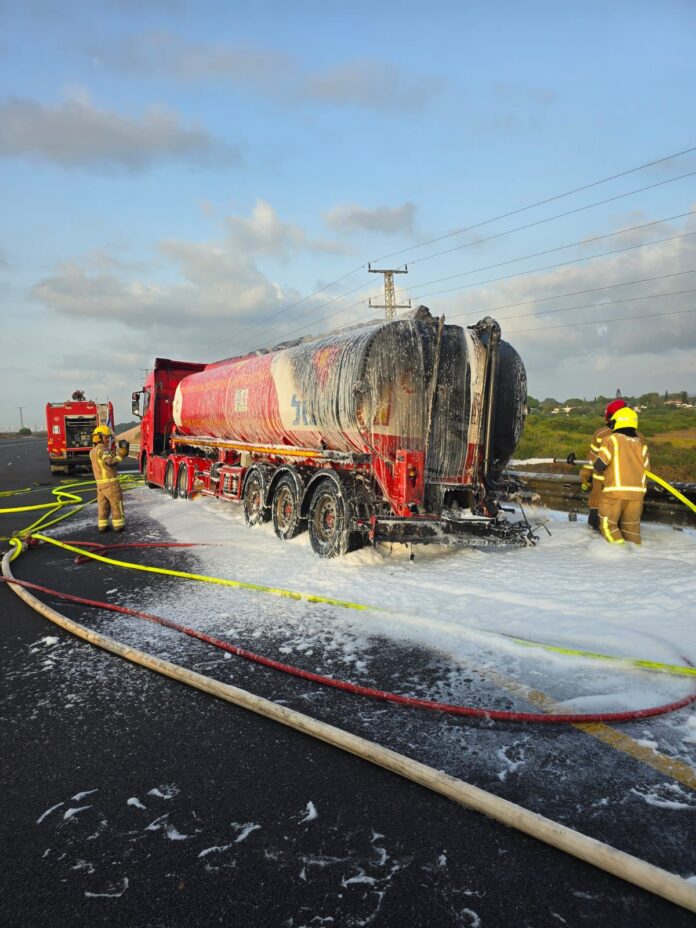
[593,433,649,500]
[89,443,124,486]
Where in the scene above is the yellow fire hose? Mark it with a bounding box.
[28,532,696,681]
[646,470,696,516]
[0,475,143,541]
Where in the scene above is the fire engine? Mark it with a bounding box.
[132,308,529,557]
[46,392,114,475]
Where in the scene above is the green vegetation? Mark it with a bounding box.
[518,397,696,483]
[17,427,32,436]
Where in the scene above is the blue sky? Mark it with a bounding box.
[1,0,695,429]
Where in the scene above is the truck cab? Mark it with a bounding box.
[131,359,205,486]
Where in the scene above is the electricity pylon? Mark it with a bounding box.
[368,263,411,319]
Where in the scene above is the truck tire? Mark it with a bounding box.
[177,464,189,500]
[164,461,177,498]
[243,469,269,526]
[307,480,360,558]
[271,474,304,540]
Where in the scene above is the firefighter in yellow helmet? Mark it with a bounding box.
[89,425,129,532]
[593,407,650,544]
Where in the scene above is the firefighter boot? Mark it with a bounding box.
[588,508,600,531]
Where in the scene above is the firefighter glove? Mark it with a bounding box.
[118,440,130,456]
[581,480,591,492]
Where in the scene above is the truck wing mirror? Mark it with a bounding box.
[131,391,142,419]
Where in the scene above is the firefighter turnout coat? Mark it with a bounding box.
[89,442,127,531]
[593,431,650,544]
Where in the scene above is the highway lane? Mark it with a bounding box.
[1,438,694,927]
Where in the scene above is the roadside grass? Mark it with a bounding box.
[517,411,696,483]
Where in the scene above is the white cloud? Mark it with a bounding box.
[225,200,307,258]
[325,201,416,235]
[30,201,356,350]
[305,61,436,110]
[419,212,696,397]
[93,33,438,111]
[0,94,238,170]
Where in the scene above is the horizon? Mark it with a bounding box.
[2,1,695,429]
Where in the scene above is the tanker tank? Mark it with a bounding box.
[172,306,526,480]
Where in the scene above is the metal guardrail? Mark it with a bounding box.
[504,469,696,527]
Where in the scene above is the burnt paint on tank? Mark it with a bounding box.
[172,306,526,482]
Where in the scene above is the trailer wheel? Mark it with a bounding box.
[243,470,269,526]
[307,481,359,558]
[271,475,304,540]
[164,461,177,498]
[176,464,189,500]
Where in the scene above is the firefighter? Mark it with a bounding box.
[580,399,627,531]
[593,407,650,545]
[89,425,129,532]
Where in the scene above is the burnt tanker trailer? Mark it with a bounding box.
[133,306,530,557]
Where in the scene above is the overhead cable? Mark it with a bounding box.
[371,144,696,265]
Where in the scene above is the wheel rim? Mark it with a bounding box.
[245,476,264,524]
[275,485,295,532]
[177,467,188,497]
[313,492,338,545]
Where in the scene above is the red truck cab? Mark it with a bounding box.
[131,359,205,485]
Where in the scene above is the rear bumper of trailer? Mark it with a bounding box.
[368,513,533,547]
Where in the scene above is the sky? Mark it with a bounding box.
[1,0,695,430]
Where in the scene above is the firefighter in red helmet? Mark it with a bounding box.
[580,399,627,531]
[89,425,129,532]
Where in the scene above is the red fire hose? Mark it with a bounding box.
[2,565,695,725]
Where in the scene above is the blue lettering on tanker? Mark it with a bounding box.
[291,395,317,427]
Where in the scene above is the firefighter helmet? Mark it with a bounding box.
[92,424,112,442]
[604,399,626,423]
[611,407,638,430]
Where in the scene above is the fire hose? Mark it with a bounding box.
[3,538,696,914]
[12,534,696,722]
[559,456,696,517]
[4,478,695,689]
[0,474,143,541]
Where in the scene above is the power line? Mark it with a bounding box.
[196,261,368,355]
[257,217,695,348]
[201,145,696,359]
[242,232,696,352]
[406,170,696,268]
[232,278,381,354]
[401,210,694,301]
[401,230,696,304]
[371,144,696,265]
[236,293,372,353]
[443,268,696,320]
[468,286,696,326]
[506,304,696,336]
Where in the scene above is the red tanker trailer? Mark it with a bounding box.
[132,307,531,556]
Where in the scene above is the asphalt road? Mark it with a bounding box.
[1,438,694,927]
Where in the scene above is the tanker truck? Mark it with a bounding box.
[132,307,530,557]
